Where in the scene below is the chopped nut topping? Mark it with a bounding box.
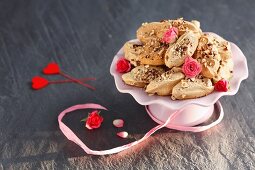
[142,22,148,26]
[209,60,215,66]
[181,81,189,88]
[181,94,186,98]
[149,30,155,36]
[133,67,163,82]
[171,96,176,100]
[124,19,233,99]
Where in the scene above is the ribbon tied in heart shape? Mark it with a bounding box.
[58,103,224,155]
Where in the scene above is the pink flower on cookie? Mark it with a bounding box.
[161,27,178,44]
[214,79,228,92]
[182,56,202,78]
[116,58,131,73]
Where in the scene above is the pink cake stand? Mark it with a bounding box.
[110,33,248,128]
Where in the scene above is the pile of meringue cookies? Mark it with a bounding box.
[121,18,233,100]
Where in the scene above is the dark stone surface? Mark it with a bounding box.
[0,0,254,169]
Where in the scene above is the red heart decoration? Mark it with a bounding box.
[43,62,60,74]
[32,76,49,90]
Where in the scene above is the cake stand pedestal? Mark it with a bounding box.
[145,101,223,128]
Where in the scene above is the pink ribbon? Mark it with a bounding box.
[58,103,224,155]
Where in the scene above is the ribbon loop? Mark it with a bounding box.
[58,102,223,155]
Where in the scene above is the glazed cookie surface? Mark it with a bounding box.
[172,78,214,100]
[146,71,184,96]
[124,41,168,66]
[122,65,165,88]
[194,33,233,81]
[165,31,199,68]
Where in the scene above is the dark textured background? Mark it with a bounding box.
[0,0,254,169]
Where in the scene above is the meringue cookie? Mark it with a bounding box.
[172,78,214,99]
[122,65,165,88]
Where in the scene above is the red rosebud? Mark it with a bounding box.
[116,58,131,73]
[182,56,202,78]
[214,79,228,92]
[84,110,103,130]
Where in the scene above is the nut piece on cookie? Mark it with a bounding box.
[124,41,167,66]
[146,71,184,96]
[172,78,214,99]
[122,65,165,88]
[165,31,199,68]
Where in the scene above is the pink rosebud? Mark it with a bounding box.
[182,56,202,78]
[214,79,228,92]
[116,58,131,73]
[161,27,178,44]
